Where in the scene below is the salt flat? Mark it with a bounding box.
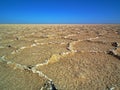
[0,24,120,90]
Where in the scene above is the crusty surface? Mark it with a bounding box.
[0,24,120,90]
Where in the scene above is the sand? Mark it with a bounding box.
[0,24,120,90]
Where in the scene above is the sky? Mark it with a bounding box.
[0,0,120,24]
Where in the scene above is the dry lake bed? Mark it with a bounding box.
[0,24,120,90]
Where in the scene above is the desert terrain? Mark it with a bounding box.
[0,24,120,90]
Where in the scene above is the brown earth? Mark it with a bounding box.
[0,24,120,90]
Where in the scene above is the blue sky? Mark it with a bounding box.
[0,0,120,24]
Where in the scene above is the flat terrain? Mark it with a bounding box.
[0,24,120,90]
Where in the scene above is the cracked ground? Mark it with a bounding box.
[0,24,120,90]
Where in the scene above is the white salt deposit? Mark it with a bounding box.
[31,44,37,47]
[20,46,26,50]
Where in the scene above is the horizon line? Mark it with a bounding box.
[0,23,120,25]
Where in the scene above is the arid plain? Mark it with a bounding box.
[0,24,120,90]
